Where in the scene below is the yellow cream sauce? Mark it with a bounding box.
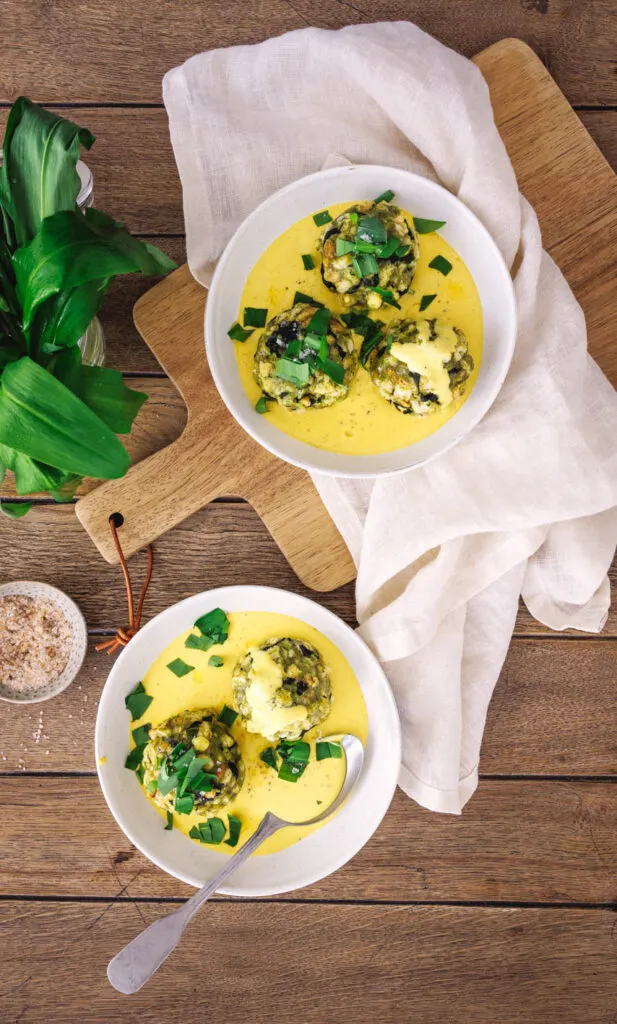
[130,611,368,856]
[236,201,483,455]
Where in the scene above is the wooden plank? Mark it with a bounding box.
[1,901,615,1023]
[0,108,614,240]
[0,503,614,636]
[0,632,615,775]
[1,777,615,903]
[1,1,616,106]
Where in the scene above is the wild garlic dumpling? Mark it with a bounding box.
[253,303,357,410]
[232,637,332,742]
[319,200,419,310]
[367,317,474,415]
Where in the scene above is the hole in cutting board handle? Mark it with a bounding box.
[109,512,124,528]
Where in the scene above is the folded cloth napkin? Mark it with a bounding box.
[163,22,617,813]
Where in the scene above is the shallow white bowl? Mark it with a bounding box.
[95,586,401,896]
[206,163,517,478]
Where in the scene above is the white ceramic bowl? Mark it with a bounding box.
[0,580,87,703]
[206,164,517,478]
[95,586,401,896]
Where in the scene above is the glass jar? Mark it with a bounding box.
[75,161,106,366]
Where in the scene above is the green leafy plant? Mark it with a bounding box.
[0,97,176,509]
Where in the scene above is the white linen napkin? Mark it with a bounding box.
[163,22,617,813]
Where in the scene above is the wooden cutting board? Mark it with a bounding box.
[75,38,617,588]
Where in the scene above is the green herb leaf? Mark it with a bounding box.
[225,815,242,847]
[419,293,437,311]
[353,253,379,279]
[354,240,379,254]
[305,333,328,362]
[349,212,358,225]
[318,357,345,385]
[396,243,410,257]
[0,356,131,480]
[370,287,401,309]
[255,397,271,414]
[125,744,147,772]
[313,210,332,226]
[218,705,238,728]
[278,739,310,763]
[174,793,194,815]
[413,217,446,234]
[131,723,151,747]
[0,98,95,248]
[145,778,158,794]
[260,747,278,770]
[293,291,324,308]
[274,358,311,386]
[193,817,227,844]
[178,756,208,796]
[307,307,331,337]
[164,811,173,831]
[301,254,315,270]
[167,657,193,678]
[356,216,387,246]
[373,189,395,204]
[335,238,356,257]
[316,740,343,760]
[377,236,400,260]
[194,607,230,643]
[243,307,268,328]
[278,759,307,783]
[52,348,147,434]
[208,655,224,668]
[157,762,180,796]
[429,254,453,276]
[357,319,386,367]
[125,682,153,722]
[185,632,216,652]
[172,748,196,773]
[0,500,32,518]
[227,322,254,342]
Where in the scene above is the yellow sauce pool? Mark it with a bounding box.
[129,611,368,856]
[236,201,483,455]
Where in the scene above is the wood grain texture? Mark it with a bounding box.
[1,0,616,105]
[1,902,616,1023]
[1,777,615,903]
[0,633,615,775]
[75,267,356,589]
[0,504,615,636]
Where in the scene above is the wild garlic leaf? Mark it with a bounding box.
[31,278,110,354]
[52,347,147,434]
[0,97,95,248]
[0,357,130,479]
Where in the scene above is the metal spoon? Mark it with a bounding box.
[107,733,364,994]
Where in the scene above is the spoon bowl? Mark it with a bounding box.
[107,734,364,995]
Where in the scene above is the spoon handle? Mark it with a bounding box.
[107,812,281,995]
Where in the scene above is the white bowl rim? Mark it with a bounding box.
[205,163,517,479]
[95,584,402,896]
[0,580,88,704]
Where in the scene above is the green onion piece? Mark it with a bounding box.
[172,748,196,772]
[227,322,254,343]
[274,358,311,386]
[218,705,238,728]
[255,396,271,414]
[145,779,158,794]
[167,657,194,678]
[278,760,307,783]
[0,502,32,519]
[194,607,230,643]
[278,739,310,763]
[293,291,324,307]
[164,811,173,831]
[175,792,194,815]
[185,632,216,651]
[316,740,343,760]
[413,217,446,234]
[125,744,147,772]
[335,238,356,257]
[370,287,401,309]
[301,254,315,270]
[124,682,153,722]
[260,747,278,770]
[318,358,345,385]
[313,210,332,226]
[307,307,331,337]
[419,293,437,312]
[225,815,242,848]
[356,216,387,246]
[131,723,151,747]
[157,763,180,796]
[373,189,395,204]
[377,236,400,260]
[429,254,453,276]
[208,655,224,668]
[243,307,268,328]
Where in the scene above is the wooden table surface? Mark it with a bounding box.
[1,3,616,1022]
